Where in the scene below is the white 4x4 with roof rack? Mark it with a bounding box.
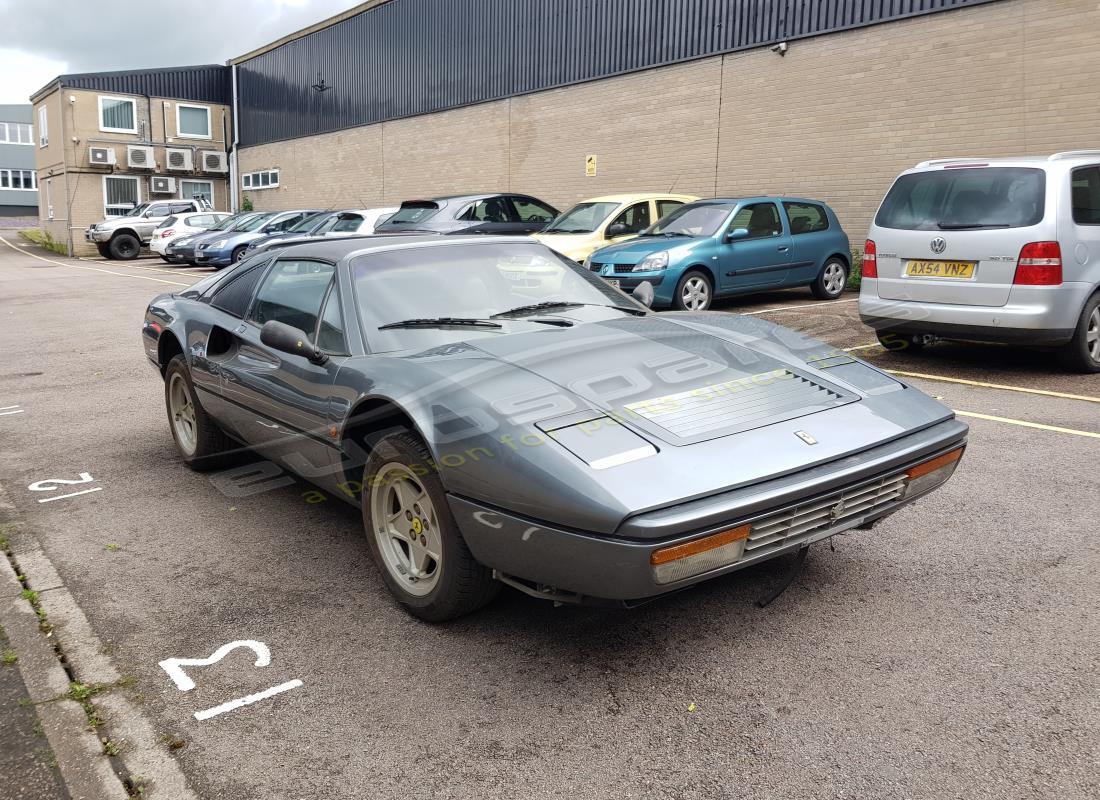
[85,197,215,261]
[860,152,1100,372]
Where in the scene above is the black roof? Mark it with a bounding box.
[33,64,230,105]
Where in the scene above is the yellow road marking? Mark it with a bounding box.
[953,410,1100,439]
[844,342,884,352]
[0,235,190,287]
[888,369,1100,404]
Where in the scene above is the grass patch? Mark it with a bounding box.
[19,588,52,635]
[2,649,17,665]
[19,228,68,256]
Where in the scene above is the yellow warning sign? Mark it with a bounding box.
[585,154,597,177]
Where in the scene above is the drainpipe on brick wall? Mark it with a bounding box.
[229,64,240,212]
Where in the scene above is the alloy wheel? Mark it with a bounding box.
[681,276,711,310]
[168,373,197,455]
[1088,306,1100,362]
[369,463,442,596]
[823,262,846,296]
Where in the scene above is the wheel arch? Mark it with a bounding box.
[826,251,851,269]
[109,228,140,242]
[681,263,716,284]
[157,329,184,377]
[339,395,436,498]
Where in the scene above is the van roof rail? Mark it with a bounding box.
[1048,150,1100,161]
[915,157,993,168]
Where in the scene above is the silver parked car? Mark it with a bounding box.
[860,152,1100,372]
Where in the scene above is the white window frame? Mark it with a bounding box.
[98,95,138,134]
[180,179,214,202]
[242,169,279,190]
[175,102,212,140]
[0,122,33,145]
[0,169,37,190]
[102,174,141,216]
[38,108,48,147]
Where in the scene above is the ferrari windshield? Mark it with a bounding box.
[643,203,735,237]
[542,202,620,233]
[351,242,639,350]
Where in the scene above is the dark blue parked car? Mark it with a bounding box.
[585,197,851,310]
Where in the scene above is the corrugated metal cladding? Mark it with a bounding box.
[237,0,999,147]
[58,65,230,104]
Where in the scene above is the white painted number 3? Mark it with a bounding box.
[159,640,302,721]
[159,640,271,692]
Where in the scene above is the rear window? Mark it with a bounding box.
[876,167,1045,231]
[156,216,177,230]
[381,202,440,225]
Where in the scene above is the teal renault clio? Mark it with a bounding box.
[584,197,851,310]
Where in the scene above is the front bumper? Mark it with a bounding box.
[859,280,1092,345]
[195,245,233,266]
[595,268,668,298]
[450,418,967,602]
[85,228,110,243]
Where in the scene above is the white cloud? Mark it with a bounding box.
[0,0,361,103]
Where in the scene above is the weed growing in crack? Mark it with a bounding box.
[2,649,17,665]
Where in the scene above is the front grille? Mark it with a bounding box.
[589,261,606,272]
[744,474,909,556]
[613,263,637,274]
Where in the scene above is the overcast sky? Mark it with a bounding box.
[0,0,362,103]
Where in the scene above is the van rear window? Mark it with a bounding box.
[382,202,440,225]
[875,167,1045,231]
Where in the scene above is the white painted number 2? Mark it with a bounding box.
[27,472,104,504]
[159,640,302,721]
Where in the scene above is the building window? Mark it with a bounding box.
[99,96,137,134]
[0,169,37,190]
[103,175,140,216]
[0,122,34,145]
[38,108,48,147]
[176,103,211,139]
[242,169,279,190]
[180,179,214,203]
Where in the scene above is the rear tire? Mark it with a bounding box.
[95,242,111,258]
[811,258,848,300]
[108,233,140,261]
[876,330,927,353]
[673,270,713,311]
[164,355,235,470]
[362,431,499,622]
[1058,293,1100,373]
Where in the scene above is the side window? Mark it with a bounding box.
[1072,166,1100,225]
[313,216,340,234]
[783,202,830,235]
[510,197,556,223]
[148,204,171,217]
[186,215,210,228]
[464,197,513,223]
[331,214,365,233]
[609,202,651,234]
[728,203,782,239]
[250,260,336,338]
[656,200,685,219]
[209,260,270,317]
[316,286,347,353]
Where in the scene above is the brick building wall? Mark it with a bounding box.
[238,0,1100,244]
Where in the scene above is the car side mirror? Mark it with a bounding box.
[726,227,750,242]
[606,223,629,238]
[631,281,655,308]
[260,320,328,365]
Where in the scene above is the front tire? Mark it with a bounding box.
[673,270,713,311]
[812,259,848,300]
[109,233,140,261]
[231,246,247,264]
[164,355,234,470]
[1058,293,1100,373]
[95,242,111,259]
[362,431,499,622]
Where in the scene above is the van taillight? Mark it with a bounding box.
[862,239,878,278]
[1014,242,1062,286]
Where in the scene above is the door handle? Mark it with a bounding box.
[777,246,790,252]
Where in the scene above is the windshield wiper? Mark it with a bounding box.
[491,301,646,319]
[936,222,1011,230]
[378,317,502,330]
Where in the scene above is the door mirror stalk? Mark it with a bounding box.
[260,320,329,365]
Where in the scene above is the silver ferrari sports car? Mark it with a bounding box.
[143,235,967,621]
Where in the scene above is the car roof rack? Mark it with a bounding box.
[1048,150,1100,161]
[915,157,993,168]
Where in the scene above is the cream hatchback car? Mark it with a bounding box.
[860,152,1100,372]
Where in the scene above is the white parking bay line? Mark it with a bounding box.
[194,679,304,721]
[37,487,104,503]
[0,235,190,287]
[743,298,859,316]
[953,411,1100,439]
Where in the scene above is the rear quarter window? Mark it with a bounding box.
[876,167,1046,231]
[783,202,830,234]
[1072,166,1100,225]
[207,259,271,317]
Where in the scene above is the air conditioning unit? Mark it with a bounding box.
[89,146,116,166]
[127,145,155,169]
[165,148,193,171]
[151,176,177,194]
[200,151,228,173]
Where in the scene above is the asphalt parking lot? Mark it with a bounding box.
[1,236,1097,800]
